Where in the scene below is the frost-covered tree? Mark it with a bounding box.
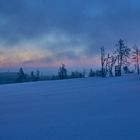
[30,71,34,80]
[58,64,67,79]
[115,39,131,76]
[36,70,40,80]
[101,47,106,77]
[123,66,130,74]
[105,54,117,77]
[70,71,83,78]
[16,67,26,82]
[34,70,40,81]
[132,45,140,74]
[88,69,95,77]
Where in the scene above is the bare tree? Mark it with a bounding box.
[35,70,40,81]
[58,64,67,79]
[115,39,130,76]
[88,69,95,77]
[30,71,35,80]
[70,71,83,78]
[101,47,106,77]
[16,67,26,82]
[132,45,140,74]
[105,54,117,77]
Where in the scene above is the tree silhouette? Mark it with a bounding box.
[35,70,40,81]
[16,67,26,83]
[58,64,67,79]
[115,39,130,76]
[88,69,95,77]
[132,45,140,74]
[30,71,35,80]
[101,47,106,77]
[105,53,117,77]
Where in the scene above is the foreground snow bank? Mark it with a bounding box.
[0,75,140,140]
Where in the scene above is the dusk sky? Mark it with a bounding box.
[0,0,140,71]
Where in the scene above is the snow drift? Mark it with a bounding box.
[0,75,140,140]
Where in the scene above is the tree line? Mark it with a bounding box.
[15,68,41,83]
[5,39,140,84]
[100,39,140,77]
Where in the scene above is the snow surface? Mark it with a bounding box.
[0,75,140,140]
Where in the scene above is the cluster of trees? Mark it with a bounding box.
[55,39,139,81]
[16,68,40,83]
[100,39,140,77]
[15,65,86,83]
[52,64,86,80]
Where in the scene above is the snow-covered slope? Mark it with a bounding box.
[0,75,140,140]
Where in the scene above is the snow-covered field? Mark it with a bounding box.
[0,75,140,140]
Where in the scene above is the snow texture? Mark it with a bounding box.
[0,75,140,140]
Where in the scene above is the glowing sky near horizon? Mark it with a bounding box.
[0,0,140,70]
